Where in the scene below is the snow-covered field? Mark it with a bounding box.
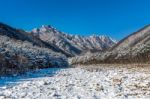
[0,64,150,99]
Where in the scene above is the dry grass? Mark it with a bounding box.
[74,64,150,73]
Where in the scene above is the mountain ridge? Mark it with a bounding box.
[31,25,116,56]
[111,24,150,51]
[0,22,69,75]
[70,24,150,64]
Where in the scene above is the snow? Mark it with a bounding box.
[31,25,116,56]
[0,64,150,99]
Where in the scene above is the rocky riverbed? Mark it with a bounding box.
[0,64,149,99]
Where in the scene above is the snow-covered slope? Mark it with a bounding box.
[111,24,150,51]
[70,25,150,64]
[0,23,69,75]
[31,25,116,57]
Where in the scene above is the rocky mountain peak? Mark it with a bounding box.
[30,25,117,56]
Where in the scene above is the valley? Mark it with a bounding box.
[0,23,150,99]
[1,0,150,98]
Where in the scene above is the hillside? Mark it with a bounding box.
[0,23,69,75]
[70,25,150,64]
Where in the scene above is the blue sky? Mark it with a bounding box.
[0,0,150,40]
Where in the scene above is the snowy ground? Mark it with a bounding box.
[0,64,150,99]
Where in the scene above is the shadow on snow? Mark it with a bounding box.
[0,68,66,87]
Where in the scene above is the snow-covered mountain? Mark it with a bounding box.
[0,22,117,75]
[70,24,150,64]
[111,25,150,51]
[31,25,116,57]
[0,23,69,75]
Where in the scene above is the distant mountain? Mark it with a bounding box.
[31,25,116,57]
[70,25,150,64]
